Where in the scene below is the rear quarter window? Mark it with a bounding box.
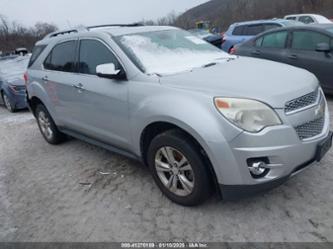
[232,26,244,35]
[28,45,46,68]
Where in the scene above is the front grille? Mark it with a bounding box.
[295,117,325,140]
[285,90,319,114]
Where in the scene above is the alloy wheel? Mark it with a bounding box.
[38,111,53,140]
[155,146,195,197]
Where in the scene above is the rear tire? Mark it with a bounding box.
[2,92,15,113]
[147,129,212,206]
[35,104,67,145]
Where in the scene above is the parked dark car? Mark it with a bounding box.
[234,24,333,93]
[188,29,223,48]
[0,55,30,112]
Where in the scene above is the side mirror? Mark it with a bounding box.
[316,43,331,53]
[96,63,126,80]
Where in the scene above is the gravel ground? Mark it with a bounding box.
[0,99,333,243]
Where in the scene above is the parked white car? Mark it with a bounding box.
[285,14,332,24]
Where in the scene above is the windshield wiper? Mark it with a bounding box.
[202,62,217,68]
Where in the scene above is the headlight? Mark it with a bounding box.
[214,97,282,133]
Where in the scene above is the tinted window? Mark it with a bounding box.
[292,31,330,50]
[28,45,46,68]
[261,31,288,48]
[255,37,264,47]
[243,24,264,36]
[79,40,121,75]
[286,17,296,20]
[44,41,77,72]
[232,26,244,35]
[299,16,315,24]
[263,23,281,31]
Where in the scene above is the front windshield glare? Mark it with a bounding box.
[116,29,230,75]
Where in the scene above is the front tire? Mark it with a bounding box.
[35,104,66,144]
[147,129,212,206]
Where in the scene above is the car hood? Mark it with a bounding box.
[160,57,319,108]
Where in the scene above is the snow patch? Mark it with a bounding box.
[120,35,229,75]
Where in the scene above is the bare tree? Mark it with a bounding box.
[0,14,58,53]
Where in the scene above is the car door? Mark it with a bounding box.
[69,38,130,150]
[286,30,333,92]
[249,30,289,63]
[42,39,80,126]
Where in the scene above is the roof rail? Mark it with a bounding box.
[44,28,87,39]
[43,23,144,40]
[87,23,144,30]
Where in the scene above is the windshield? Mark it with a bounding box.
[115,29,231,75]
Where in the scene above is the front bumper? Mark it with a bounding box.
[204,93,331,199]
[219,142,327,200]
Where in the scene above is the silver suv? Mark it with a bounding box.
[26,24,332,206]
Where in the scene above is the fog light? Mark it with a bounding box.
[247,158,269,178]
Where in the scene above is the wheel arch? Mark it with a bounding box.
[139,120,221,196]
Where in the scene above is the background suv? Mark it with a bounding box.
[26,25,331,206]
[285,14,332,24]
[222,19,303,53]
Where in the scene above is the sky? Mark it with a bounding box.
[0,0,208,29]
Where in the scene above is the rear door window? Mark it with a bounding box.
[298,16,315,24]
[263,23,281,31]
[261,31,288,48]
[243,24,264,36]
[78,39,121,75]
[44,40,77,72]
[291,31,330,50]
[28,45,46,68]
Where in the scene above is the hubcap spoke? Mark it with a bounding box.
[155,159,172,172]
[178,174,194,194]
[179,163,192,171]
[161,147,176,165]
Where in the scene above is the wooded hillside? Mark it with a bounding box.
[178,0,333,30]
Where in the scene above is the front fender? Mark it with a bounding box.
[129,88,243,183]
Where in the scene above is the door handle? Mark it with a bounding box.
[252,49,261,55]
[72,83,85,91]
[288,54,298,60]
[42,76,48,82]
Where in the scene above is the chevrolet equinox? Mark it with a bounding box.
[26,24,332,206]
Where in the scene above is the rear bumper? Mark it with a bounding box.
[4,89,27,110]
